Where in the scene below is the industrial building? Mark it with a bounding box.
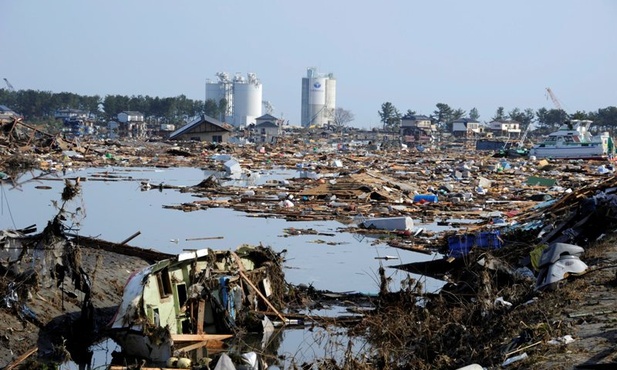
[205,72,263,127]
[301,67,336,128]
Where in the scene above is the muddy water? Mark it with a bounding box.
[0,166,451,367]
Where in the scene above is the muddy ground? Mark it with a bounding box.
[0,235,157,369]
[531,236,617,369]
[2,227,617,370]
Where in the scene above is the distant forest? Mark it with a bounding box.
[0,89,204,125]
[1,88,616,133]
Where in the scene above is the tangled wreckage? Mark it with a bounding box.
[4,119,617,368]
[108,244,286,363]
[0,179,290,369]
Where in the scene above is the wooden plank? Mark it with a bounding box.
[175,339,227,353]
[239,269,286,323]
[67,234,174,262]
[185,236,224,241]
[119,231,142,245]
[197,300,205,334]
[5,347,38,370]
[230,251,286,323]
[109,367,174,370]
[171,333,233,342]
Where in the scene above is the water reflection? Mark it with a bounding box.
[1,167,444,293]
[1,167,447,368]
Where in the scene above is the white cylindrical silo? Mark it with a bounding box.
[308,77,326,106]
[205,73,234,121]
[301,68,336,127]
[205,82,223,103]
[325,75,336,112]
[233,73,262,126]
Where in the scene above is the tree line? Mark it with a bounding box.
[2,87,615,135]
[378,102,617,134]
[0,88,204,125]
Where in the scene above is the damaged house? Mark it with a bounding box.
[169,114,234,143]
[108,244,287,363]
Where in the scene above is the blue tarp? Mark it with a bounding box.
[413,194,439,203]
[448,231,504,258]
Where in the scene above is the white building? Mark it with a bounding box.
[301,67,336,128]
[116,111,146,138]
[117,111,144,123]
[205,72,263,127]
[54,108,88,121]
[487,120,521,137]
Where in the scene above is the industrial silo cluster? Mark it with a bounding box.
[205,72,263,127]
[205,67,336,128]
[301,67,336,128]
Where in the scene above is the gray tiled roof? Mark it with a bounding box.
[169,114,232,139]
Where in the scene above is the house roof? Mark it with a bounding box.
[56,108,87,113]
[452,118,480,124]
[402,114,431,121]
[169,114,232,139]
[255,121,278,128]
[0,105,15,113]
[489,119,520,124]
[256,114,278,121]
[120,111,144,116]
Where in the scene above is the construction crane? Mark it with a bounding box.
[545,87,563,111]
[3,78,15,92]
[546,87,570,126]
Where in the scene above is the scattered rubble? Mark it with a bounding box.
[3,121,617,368]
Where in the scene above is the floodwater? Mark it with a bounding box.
[0,166,452,368]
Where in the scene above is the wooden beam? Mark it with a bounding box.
[5,347,38,370]
[185,236,224,241]
[175,339,227,353]
[109,367,173,370]
[230,251,286,323]
[119,231,142,245]
[197,300,205,334]
[67,234,173,262]
[171,333,233,342]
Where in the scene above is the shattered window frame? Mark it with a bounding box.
[156,267,173,298]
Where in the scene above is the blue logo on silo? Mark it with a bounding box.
[313,82,321,88]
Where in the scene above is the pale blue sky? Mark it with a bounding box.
[1,1,615,128]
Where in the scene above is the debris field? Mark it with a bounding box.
[2,120,617,369]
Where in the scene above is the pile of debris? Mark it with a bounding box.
[4,121,617,368]
[0,180,291,370]
[345,170,617,369]
[107,243,288,365]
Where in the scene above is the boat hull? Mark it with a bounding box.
[530,120,614,160]
[529,145,607,160]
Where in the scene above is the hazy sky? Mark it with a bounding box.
[1,1,615,128]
